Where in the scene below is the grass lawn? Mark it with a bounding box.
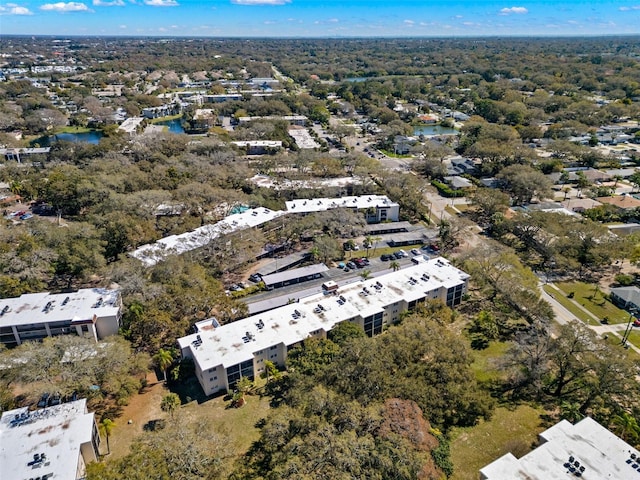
[182,392,270,461]
[149,114,182,123]
[542,285,599,325]
[554,281,629,324]
[624,329,640,352]
[470,341,509,384]
[603,331,639,359]
[55,126,93,134]
[450,404,546,480]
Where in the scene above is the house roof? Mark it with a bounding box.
[597,195,640,210]
[610,286,640,306]
[561,198,603,211]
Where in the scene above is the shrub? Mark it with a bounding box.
[615,273,634,286]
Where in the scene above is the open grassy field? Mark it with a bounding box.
[450,404,546,480]
[554,281,629,324]
[470,341,509,384]
[543,285,599,325]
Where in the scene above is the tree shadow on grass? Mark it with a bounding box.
[143,418,166,432]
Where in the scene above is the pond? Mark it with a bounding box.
[156,118,185,134]
[413,125,459,136]
[32,130,104,147]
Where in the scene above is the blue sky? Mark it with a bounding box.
[1,0,639,37]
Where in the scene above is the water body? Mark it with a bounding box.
[32,130,103,147]
[413,125,459,136]
[156,118,185,134]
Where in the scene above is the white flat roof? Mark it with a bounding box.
[178,258,468,371]
[0,399,95,480]
[231,141,283,148]
[118,116,143,133]
[285,195,399,214]
[480,417,640,480]
[0,288,120,328]
[132,207,286,266]
[131,195,399,266]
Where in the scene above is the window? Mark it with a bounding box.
[270,345,278,350]
[363,312,383,337]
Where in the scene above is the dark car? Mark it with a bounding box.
[37,393,50,408]
[346,261,357,269]
[48,393,61,406]
[380,254,392,261]
[393,251,404,259]
[249,273,262,283]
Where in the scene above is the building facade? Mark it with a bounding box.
[0,399,101,480]
[0,288,122,347]
[178,258,469,396]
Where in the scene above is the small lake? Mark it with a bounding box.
[32,130,103,147]
[156,118,185,134]
[413,125,459,136]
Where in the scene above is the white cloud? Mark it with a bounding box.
[404,19,414,25]
[0,3,33,14]
[144,0,178,6]
[40,2,89,11]
[231,0,291,5]
[328,18,338,23]
[93,0,124,6]
[619,5,640,10]
[119,24,127,28]
[499,6,528,15]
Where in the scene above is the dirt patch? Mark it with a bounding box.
[105,373,169,459]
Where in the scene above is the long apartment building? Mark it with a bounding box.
[0,288,122,347]
[178,258,469,395]
[131,194,400,266]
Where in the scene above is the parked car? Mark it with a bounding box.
[393,251,404,259]
[249,273,262,283]
[397,249,408,257]
[20,213,33,220]
[48,393,61,406]
[634,319,640,327]
[37,393,50,408]
[354,258,366,268]
[411,248,420,255]
[380,254,392,261]
[346,261,357,269]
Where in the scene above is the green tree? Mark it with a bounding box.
[610,412,640,443]
[390,260,400,272]
[160,393,181,419]
[100,418,115,455]
[153,348,175,383]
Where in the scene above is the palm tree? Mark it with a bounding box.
[610,412,640,442]
[160,393,181,419]
[359,269,372,280]
[370,236,382,256]
[153,348,174,383]
[364,235,374,258]
[99,418,115,455]
[390,261,400,272]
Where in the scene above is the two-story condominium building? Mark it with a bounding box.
[178,258,469,396]
[0,399,101,480]
[0,288,122,347]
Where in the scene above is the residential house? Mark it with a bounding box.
[610,286,640,314]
